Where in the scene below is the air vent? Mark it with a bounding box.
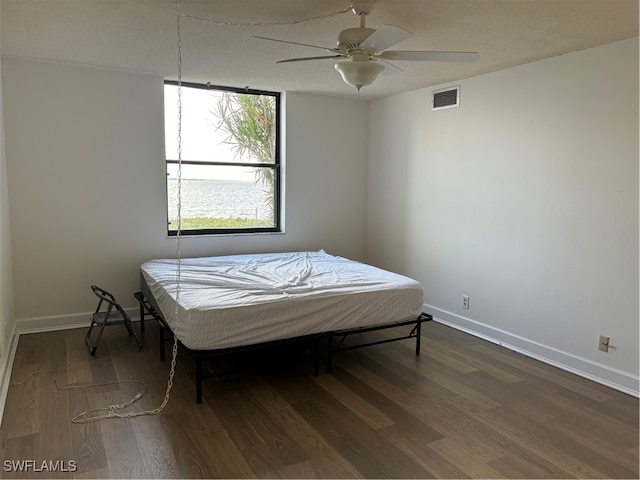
[432,85,460,111]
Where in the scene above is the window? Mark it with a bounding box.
[164,81,281,235]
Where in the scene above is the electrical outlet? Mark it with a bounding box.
[462,295,470,310]
[598,335,610,352]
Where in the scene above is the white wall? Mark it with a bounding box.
[367,38,639,395]
[0,6,17,419]
[0,3,8,358]
[2,58,368,328]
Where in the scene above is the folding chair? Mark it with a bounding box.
[85,284,143,355]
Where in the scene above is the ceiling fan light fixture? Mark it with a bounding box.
[334,60,385,90]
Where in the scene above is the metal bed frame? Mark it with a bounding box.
[326,314,431,374]
[136,272,432,404]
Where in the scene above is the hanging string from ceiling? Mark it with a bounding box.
[10,3,188,424]
[70,4,186,423]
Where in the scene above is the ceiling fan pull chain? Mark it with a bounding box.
[180,6,351,27]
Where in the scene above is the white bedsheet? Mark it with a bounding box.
[140,250,424,350]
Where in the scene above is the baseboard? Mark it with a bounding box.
[0,321,19,427]
[422,303,639,398]
[16,308,140,335]
[0,308,142,424]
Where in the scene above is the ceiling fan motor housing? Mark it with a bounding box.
[337,27,376,52]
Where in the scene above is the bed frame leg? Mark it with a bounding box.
[313,336,320,376]
[195,358,203,404]
[139,301,145,333]
[415,320,422,356]
[159,322,166,362]
[326,333,333,374]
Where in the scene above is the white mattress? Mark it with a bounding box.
[140,250,424,350]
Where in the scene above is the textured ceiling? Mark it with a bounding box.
[1,0,638,99]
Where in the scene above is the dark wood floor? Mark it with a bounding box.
[0,321,637,479]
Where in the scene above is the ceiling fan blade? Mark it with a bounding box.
[378,59,403,76]
[277,55,346,64]
[360,24,412,53]
[253,35,340,54]
[380,50,479,63]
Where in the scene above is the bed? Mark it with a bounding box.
[137,250,431,402]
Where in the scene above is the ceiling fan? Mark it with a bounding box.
[254,0,479,91]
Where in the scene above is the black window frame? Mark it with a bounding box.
[165,80,282,236]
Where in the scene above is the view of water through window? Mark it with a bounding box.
[164,82,280,233]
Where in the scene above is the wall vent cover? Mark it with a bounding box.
[432,85,460,110]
